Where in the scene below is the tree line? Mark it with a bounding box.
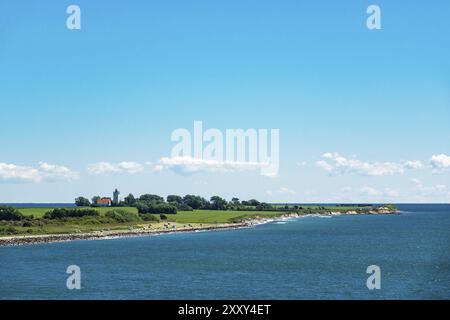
[75,194,276,214]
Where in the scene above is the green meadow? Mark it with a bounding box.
[19,206,139,219]
[19,205,372,220]
[18,207,282,224]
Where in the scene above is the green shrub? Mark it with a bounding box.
[137,202,177,214]
[78,216,103,225]
[140,213,159,222]
[0,206,25,221]
[0,225,18,235]
[43,208,99,219]
[22,221,33,227]
[176,203,193,211]
[106,209,141,223]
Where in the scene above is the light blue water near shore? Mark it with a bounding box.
[0,204,449,299]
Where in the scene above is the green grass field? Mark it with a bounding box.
[18,205,371,219]
[19,206,139,218]
[169,210,283,223]
[18,207,282,223]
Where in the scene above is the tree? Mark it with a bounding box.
[167,195,183,204]
[248,199,260,206]
[136,201,177,214]
[75,197,90,207]
[231,197,240,205]
[0,206,24,221]
[91,196,101,205]
[183,195,208,209]
[43,208,99,219]
[139,194,164,203]
[123,193,137,206]
[256,202,273,211]
[210,196,227,210]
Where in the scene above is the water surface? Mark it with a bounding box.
[0,204,448,299]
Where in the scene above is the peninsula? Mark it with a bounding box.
[0,191,396,246]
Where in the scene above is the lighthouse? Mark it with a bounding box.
[113,188,120,205]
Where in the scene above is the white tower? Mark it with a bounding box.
[113,188,120,205]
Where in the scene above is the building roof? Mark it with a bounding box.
[97,198,111,204]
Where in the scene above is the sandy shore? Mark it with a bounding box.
[0,222,252,247]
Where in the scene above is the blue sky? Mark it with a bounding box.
[0,0,449,203]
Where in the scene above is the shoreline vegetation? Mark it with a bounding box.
[0,193,397,246]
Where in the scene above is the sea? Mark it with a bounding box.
[0,204,448,299]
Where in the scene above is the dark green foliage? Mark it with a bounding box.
[105,209,140,223]
[22,221,33,227]
[255,203,274,211]
[176,203,193,211]
[139,213,159,222]
[231,197,240,205]
[182,195,209,209]
[249,199,260,206]
[91,196,101,205]
[0,206,24,221]
[210,196,227,210]
[139,194,164,203]
[136,202,177,214]
[43,208,99,220]
[167,195,183,204]
[0,225,18,235]
[123,193,137,206]
[75,196,90,207]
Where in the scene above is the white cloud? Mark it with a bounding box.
[316,160,334,172]
[38,162,79,181]
[359,186,383,197]
[88,161,144,175]
[116,161,144,174]
[0,163,40,183]
[316,152,423,176]
[430,154,450,171]
[403,160,424,170]
[156,156,269,176]
[152,164,164,173]
[332,186,401,202]
[266,187,297,196]
[296,161,307,167]
[0,162,78,183]
[410,178,450,201]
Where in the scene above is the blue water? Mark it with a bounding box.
[0,204,449,299]
[1,203,75,208]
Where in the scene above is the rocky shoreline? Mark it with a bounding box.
[0,222,249,247]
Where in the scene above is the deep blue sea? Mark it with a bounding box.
[0,204,449,299]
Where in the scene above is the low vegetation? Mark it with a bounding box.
[43,208,99,219]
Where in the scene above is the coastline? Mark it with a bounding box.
[0,209,396,247]
[0,222,253,247]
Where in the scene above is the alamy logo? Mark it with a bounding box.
[170,121,280,177]
[366,5,381,30]
[366,265,381,290]
[66,265,81,290]
[66,5,81,30]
